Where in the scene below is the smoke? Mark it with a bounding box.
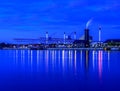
[86,18,93,29]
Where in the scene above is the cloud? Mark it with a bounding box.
[111,25,120,29]
[67,0,86,7]
[86,3,120,12]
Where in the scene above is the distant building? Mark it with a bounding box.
[73,40,85,47]
[104,39,120,46]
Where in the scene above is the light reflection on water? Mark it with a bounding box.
[3,49,120,91]
[98,51,103,80]
[12,50,112,78]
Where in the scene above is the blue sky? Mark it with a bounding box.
[0,0,120,42]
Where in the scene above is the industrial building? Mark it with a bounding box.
[1,25,120,50]
[13,27,92,49]
[104,39,120,47]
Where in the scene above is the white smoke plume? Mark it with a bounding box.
[86,18,93,29]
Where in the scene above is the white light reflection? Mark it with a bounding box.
[45,50,49,73]
[28,50,30,65]
[74,50,77,75]
[74,50,77,70]
[13,50,16,63]
[98,51,103,80]
[22,50,25,64]
[54,50,57,69]
[68,50,71,66]
[20,50,25,68]
[52,50,55,70]
[108,51,110,70]
[21,50,23,64]
[40,50,43,60]
[92,51,95,69]
[62,50,65,71]
[54,50,57,62]
[37,50,40,67]
[58,50,61,65]
[20,50,22,63]
[80,50,83,67]
[30,50,33,72]
[15,50,18,64]
[37,50,39,61]
[30,50,33,66]
[70,50,73,67]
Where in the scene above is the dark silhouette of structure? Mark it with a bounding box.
[85,29,90,47]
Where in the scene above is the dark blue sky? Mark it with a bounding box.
[0,0,120,42]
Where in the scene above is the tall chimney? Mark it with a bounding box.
[99,26,101,42]
[74,32,76,40]
[64,32,66,44]
[84,29,90,47]
[46,32,48,44]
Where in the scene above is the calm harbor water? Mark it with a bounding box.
[0,49,120,91]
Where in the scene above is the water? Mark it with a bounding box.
[0,50,120,91]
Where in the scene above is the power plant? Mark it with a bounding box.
[1,24,120,51]
[14,19,93,47]
[13,27,93,49]
[14,32,78,44]
[11,19,120,50]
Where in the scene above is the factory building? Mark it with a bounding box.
[84,29,90,47]
[73,28,91,48]
[104,39,120,47]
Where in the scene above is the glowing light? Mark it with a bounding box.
[74,50,77,68]
[69,50,71,66]
[54,50,57,62]
[58,50,61,64]
[108,51,110,70]
[98,51,103,80]
[51,50,55,71]
[70,50,73,67]
[31,50,33,65]
[36,50,40,72]
[28,50,30,65]
[92,51,95,69]
[40,50,43,60]
[85,51,89,70]
[74,50,77,75]
[21,50,25,64]
[45,50,49,73]
[62,50,65,70]
[23,50,25,64]
[52,50,55,64]
[80,50,83,67]
[15,50,18,64]
[37,50,39,61]
[37,50,40,65]
[20,50,22,62]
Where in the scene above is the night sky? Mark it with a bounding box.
[0,0,120,42]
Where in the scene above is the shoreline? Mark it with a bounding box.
[1,47,120,51]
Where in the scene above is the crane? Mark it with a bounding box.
[67,32,76,40]
[48,32,57,40]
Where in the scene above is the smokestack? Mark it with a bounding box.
[84,18,93,47]
[99,26,101,42]
[46,32,48,39]
[74,32,76,40]
[64,32,66,44]
[46,32,48,44]
[84,29,90,47]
